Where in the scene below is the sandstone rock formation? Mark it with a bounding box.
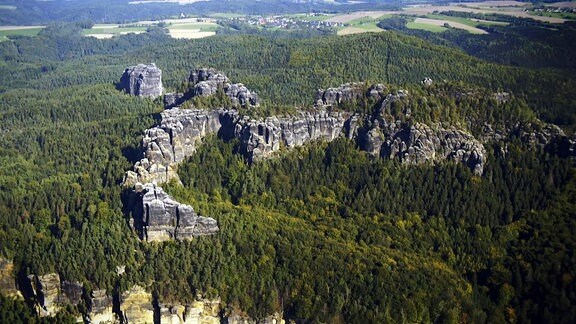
[315,82,366,106]
[14,273,280,323]
[164,92,186,109]
[125,182,218,242]
[236,110,352,162]
[228,311,285,324]
[120,63,163,98]
[120,285,154,323]
[88,289,115,323]
[27,273,62,317]
[189,68,259,107]
[0,258,23,299]
[124,84,488,186]
[363,121,486,175]
[123,108,234,187]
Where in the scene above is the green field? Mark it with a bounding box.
[347,15,391,26]
[208,12,245,19]
[406,21,448,33]
[0,28,44,38]
[167,23,218,31]
[82,26,147,35]
[426,13,507,27]
[336,15,389,35]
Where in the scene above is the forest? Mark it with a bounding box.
[0,17,575,323]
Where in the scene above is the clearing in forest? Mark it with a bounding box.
[413,18,488,34]
[83,18,218,39]
[327,11,397,23]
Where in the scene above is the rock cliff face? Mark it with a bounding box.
[158,299,221,324]
[26,273,62,317]
[363,121,486,175]
[120,285,154,323]
[14,275,280,323]
[88,289,115,323]
[236,110,352,162]
[124,85,488,186]
[357,89,487,175]
[228,311,285,324]
[125,182,218,242]
[120,63,163,98]
[123,68,574,192]
[124,108,234,187]
[0,258,23,299]
[189,68,259,107]
[315,82,366,106]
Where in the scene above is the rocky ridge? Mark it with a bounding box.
[361,87,486,175]
[20,273,83,318]
[165,68,259,109]
[124,182,218,242]
[124,78,488,187]
[122,69,575,245]
[14,273,283,324]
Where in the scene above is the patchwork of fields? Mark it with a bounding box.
[0,1,573,41]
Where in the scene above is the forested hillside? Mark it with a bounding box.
[0,25,574,323]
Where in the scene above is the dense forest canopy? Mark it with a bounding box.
[0,10,575,324]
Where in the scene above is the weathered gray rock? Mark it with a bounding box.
[124,108,236,186]
[227,311,284,324]
[125,79,576,195]
[372,122,486,176]
[189,68,259,107]
[28,273,62,317]
[124,87,488,186]
[60,280,83,306]
[120,63,163,99]
[360,89,486,175]
[128,183,218,242]
[88,289,115,324]
[315,82,365,106]
[164,92,186,109]
[236,110,350,162]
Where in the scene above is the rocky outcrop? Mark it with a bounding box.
[364,121,486,175]
[236,110,352,162]
[159,299,222,324]
[88,289,115,323]
[27,273,62,317]
[125,182,218,242]
[0,258,23,299]
[123,108,235,187]
[356,89,486,175]
[124,88,488,186]
[164,92,186,109]
[228,311,285,324]
[120,285,154,323]
[315,82,366,106]
[189,68,259,107]
[120,63,163,99]
[60,280,83,306]
[20,272,85,318]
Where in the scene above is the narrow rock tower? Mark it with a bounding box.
[120,63,163,99]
